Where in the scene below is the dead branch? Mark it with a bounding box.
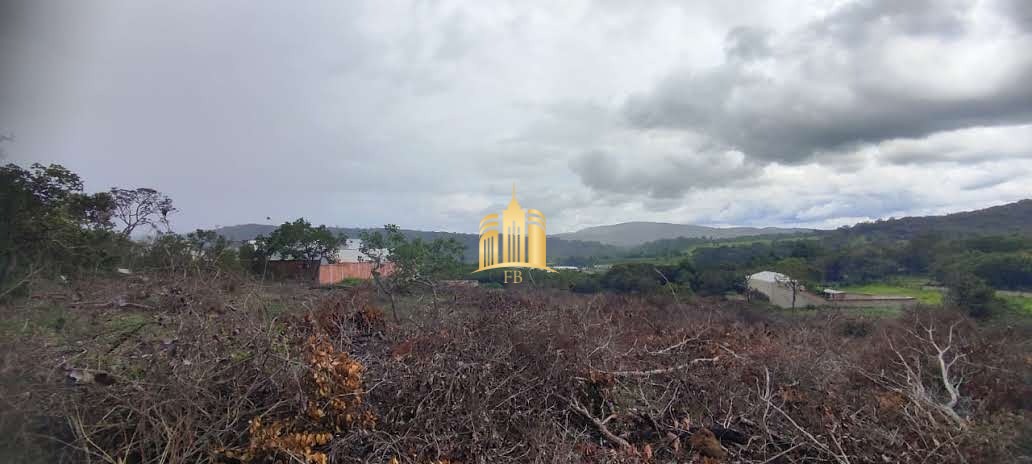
[601,356,719,377]
[653,266,680,305]
[760,443,802,464]
[562,395,632,450]
[764,398,851,464]
[926,321,967,428]
[646,335,699,355]
[0,265,41,299]
[887,321,968,430]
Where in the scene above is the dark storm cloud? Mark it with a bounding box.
[622,0,1032,165]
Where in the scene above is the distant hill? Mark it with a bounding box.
[554,222,812,247]
[215,199,1032,264]
[212,224,622,264]
[833,199,1032,240]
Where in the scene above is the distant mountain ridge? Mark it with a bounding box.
[212,199,1032,262]
[554,222,812,247]
[211,224,623,264]
[213,222,812,249]
[833,198,1032,239]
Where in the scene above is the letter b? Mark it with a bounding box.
[503,270,523,284]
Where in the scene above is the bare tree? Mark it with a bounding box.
[109,187,177,237]
[775,275,803,308]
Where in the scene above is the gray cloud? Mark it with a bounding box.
[1,0,1029,233]
[569,148,755,198]
[810,0,972,44]
[1000,0,1032,32]
[725,26,772,61]
[623,0,1032,164]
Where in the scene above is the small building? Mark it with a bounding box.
[747,271,823,308]
[582,264,612,275]
[260,239,393,285]
[822,289,847,301]
[264,260,394,284]
[747,270,917,310]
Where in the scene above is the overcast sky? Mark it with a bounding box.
[2,0,1031,234]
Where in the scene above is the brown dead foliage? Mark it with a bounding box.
[0,277,1029,463]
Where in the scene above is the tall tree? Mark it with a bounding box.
[110,187,177,237]
[1,163,120,290]
[256,218,346,263]
[360,224,463,319]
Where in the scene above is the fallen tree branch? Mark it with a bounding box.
[562,395,632,450]
[887,321,969,430]
[0,265,41,299]
[764,398,850,464]
[601,356,719,377]
[647,335,699,355]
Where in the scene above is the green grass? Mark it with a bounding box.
[838,277,944,306]
[1000,294,1032,316]
[332,277,367,287]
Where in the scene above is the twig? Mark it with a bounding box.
[646,335,698,355]
[600,356,719,377]
[0,265,41,299]
[765,399,850,464]
[653,266,680,305]
[760,443,802,464]
[562,395,632,450]
[717,342,744,359]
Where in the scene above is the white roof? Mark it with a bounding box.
[336,239,388,263]
[255,238,387,263]
[823,289,846,294]
[748,271,790,283]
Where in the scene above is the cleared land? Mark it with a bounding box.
[1,276,1030,463]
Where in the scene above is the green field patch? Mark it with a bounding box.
[1000,294,1032,316]
[838,281,944,306]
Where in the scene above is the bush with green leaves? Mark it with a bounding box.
[253,218,347,263]
[1,163,130,288]
[360,224,464,318]
[944,273,1004,319]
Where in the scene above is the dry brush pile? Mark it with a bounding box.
[0,277,1030,463]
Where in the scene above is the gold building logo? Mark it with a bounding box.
[474,185,555,277]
